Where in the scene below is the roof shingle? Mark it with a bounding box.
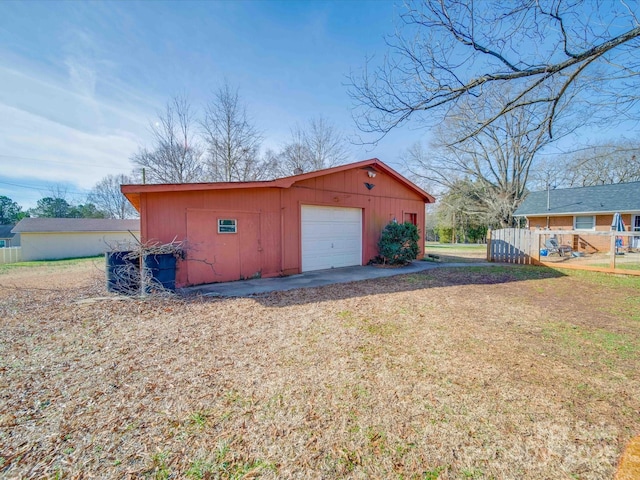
[12,218,140,233]
[514,182,640,216]
[0,225,16,238]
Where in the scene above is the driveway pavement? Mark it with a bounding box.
[180,259,491,297]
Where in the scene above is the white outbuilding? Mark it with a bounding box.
[12,218,140,261]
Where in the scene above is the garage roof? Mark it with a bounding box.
[12,218,140,233]
[121,158,435,212]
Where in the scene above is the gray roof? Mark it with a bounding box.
[0,225,16,239]
[515,181,640,216]
[12,218,140,233]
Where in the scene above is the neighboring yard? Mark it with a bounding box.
[1,258,639,479]
[424,243,488,263]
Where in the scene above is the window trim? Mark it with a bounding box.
[217,219,237,234]
[404,212,418,226]
[573,215,595,230]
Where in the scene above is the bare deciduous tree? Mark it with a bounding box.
[407,93,562,227]
[131,95,205,184]
[304,117,350,170]
[563,140,640,186]
[274,117,351,176]
[274,126,311,177]
[530,139,640,190]
[89,173,139,219]
[350,0,640,142]
[201,82,265,181]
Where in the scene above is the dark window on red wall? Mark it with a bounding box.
[404,213,417,225]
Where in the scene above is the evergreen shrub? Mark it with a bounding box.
[377,221,419,265]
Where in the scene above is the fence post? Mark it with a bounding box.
[0,247,22,265]
[610,232,617,270]
[486,228,492,262]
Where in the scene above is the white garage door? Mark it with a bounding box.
[301,205,362,272]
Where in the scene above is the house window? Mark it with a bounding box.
[218,219,237,234]
[574,215,595,230]
[0,240,5,248]
[404,213,417,226]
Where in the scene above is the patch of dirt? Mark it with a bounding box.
[0,261,638,479]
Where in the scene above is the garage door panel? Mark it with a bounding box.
[301,205,362,272]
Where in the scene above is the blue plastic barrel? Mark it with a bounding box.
[143,253,177,291]
[106,251,139,294]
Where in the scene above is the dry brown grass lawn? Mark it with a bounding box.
[1,258,639,479]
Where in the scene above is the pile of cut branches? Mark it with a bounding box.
[108,237,185,297]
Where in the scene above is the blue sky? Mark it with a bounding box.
[0,0,423,209]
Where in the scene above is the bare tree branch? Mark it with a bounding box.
[562,139,640,186]
[131,95,205,183]
[350,0,640,142]
[273,117,351,176]
[406,90,566,227]
[89,173,139,219]
[201,81,265,182]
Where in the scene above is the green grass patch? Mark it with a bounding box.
[559,268,640,289]
[459,265,564,281]
[614,263,640,271]
[544,322,639,361]
[148,450,171,480]
[0,255,103,274]
[425,242,486,251]
[422,465,447,479]
[585,262,640,271]
[187,410,209,429]
[582,329,639,358]
[605,295,640,323]
[184,441,276,479]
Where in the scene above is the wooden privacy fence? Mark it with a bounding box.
[487,229,537,264]
[487,228,640,274]
[0,247,22,265]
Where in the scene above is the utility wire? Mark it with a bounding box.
[0,154,132,170]
[0,180,90,196]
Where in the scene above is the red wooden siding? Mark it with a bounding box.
[128,159,432,287]
[140,188,283,286]
[280,168,426,275]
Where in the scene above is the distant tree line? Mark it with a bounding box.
[1,177,142,222]
[0,193,116,223]
[0,196,26,224]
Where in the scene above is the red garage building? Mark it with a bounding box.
[121,158,435,288]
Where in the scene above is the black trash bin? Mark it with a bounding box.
[106,251,140,295]
[143,253,177,292]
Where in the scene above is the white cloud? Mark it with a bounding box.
[0,48,161,202]
[64,58,98,99]
[0,103,140,187]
